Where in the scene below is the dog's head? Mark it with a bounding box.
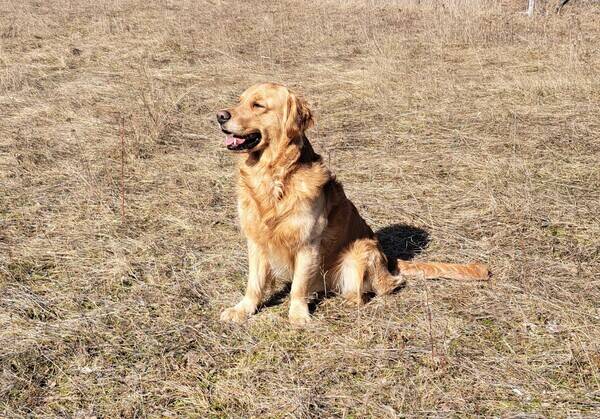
[216,83,313,152]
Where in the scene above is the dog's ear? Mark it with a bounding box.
[285,92,314,138]
[295,95,314,131]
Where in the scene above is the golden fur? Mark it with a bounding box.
[217,83,488,326]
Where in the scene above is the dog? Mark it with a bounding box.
[216,83,488,326]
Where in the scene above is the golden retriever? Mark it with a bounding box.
[216,83,488,326]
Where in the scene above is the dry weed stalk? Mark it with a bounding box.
[119,115,126,222]
[424,286,437,369]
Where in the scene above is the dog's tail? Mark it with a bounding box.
[397,260,489,281]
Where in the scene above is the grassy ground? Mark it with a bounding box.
[1,0,599,416]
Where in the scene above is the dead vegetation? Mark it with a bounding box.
[1,0,599,416]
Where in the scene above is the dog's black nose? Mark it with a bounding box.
[216,110,231,125]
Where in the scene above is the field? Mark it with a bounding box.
[1,0,599,416]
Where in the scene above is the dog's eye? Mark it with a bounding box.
[252,102,265,109]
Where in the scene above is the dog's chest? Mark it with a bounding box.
[241,197,325,280]
[238,180,326,250]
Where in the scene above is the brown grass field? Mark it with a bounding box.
[1,0,599,417]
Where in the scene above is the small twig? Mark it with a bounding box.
[424,286,436,368]
[526,0,535,17]
[119,115,126,222]
[556,0,572,14]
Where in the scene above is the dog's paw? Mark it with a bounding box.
[288,304,311,327]
[220,306,250,323]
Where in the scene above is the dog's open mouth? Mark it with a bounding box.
[223,130,261,151]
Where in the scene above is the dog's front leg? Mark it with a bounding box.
[289,243,319,326]
[220,240,270,323]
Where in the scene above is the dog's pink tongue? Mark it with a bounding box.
[225,135,245,147]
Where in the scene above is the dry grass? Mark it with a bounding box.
[1,0,599,416]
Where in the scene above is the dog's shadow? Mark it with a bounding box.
[261,223,430,313]
[376,223,430,272]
